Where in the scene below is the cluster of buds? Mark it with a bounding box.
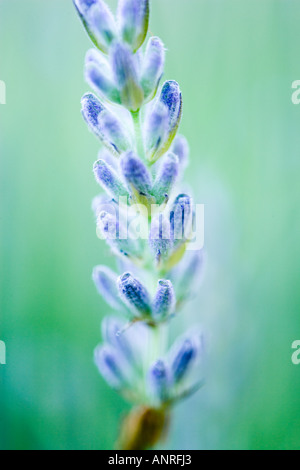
[74,0,205,448]
[94,316,204,407]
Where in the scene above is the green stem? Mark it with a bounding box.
[152,324,161,362]
[151,322,168,364]
[131,110,145,159]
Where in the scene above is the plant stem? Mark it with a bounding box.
[152,324,161,362]
[131,110,145,159]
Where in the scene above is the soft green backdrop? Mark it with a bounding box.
[1,0,300,450]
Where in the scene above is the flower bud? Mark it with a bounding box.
[92,194,119,220]
[153,280,176,321]
[170,193,193,244]
[98,210,118,238]
[82,93,130,154]
[153,81,182,161]
[117,272,152,317]
[92,266,123,310]
[144,102,169,161]
[170,338,198,384]
[85,49,121,104]
[81,92,105,137]
[92,194,109,218]
[74,0,117,53]
[117,0,149,52]
[97,148,119,171]
[152,153,179,205]
[98,109,132,153]
[110,42,144,111]
[171,134,189,171]
[149,214,173,263]
[98,211,140,258]
[161,81,182,129]
[140,37,165,101]
[120,151,152,198]
[170,250,205,303]
[94,344,128,389]
[102,317,135,362]
[93,159,128,200]
[81,93,130,156]
[148,360,169,403]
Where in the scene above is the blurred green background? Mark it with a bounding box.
[1,0,300,450]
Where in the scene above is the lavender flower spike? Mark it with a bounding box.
[74,0,207,450]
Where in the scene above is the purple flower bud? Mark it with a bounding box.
[148,360,169,403]
[94,344,128,389]
[170,338,198,383]
[120,151,152,197]
[74,0,117,53]
[154,80,182,160]
[153,280,176,321]
[117,0,149,52]
[102,317,134,362]
[93,159,128,200]
[171,135,189,171]
[160,81,182,130]
[98,109,132,153]
[92,266,123,310]
[140,36,165,101]
[170,250,205,303]
[92,193,119,219]
[152,153,179,205]
[98,211,140,258]
[97,148,119,171]
[149,214,173,263]
[82,93,130,154]
[81,92,105,136]
[110,42,144,111]
[144,102,169,161]
[92,194,109,218]
[117,272,152,317]
[170,193,193,244]
[85,49,121,104]
[98,210,118,239]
